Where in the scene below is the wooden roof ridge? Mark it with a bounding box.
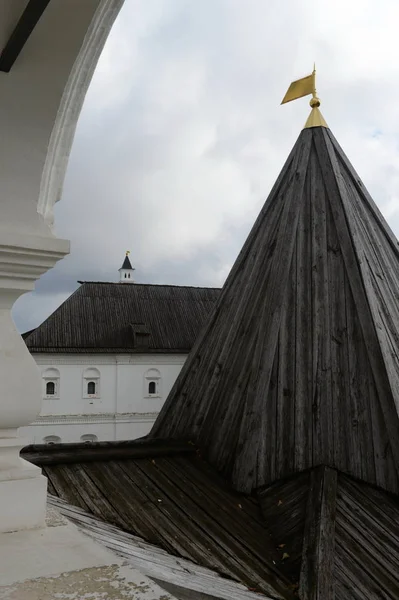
[150,125,399,496]
[76,281,222,290]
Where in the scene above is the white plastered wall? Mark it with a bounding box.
[19,353,187,443]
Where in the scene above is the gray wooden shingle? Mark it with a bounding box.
[24,283,220,353]
[23,442,399,600]
[29,448,294,599]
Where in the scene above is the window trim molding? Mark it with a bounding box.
[82,367,101,399]
[144,368,161,398]
[42,368,60,399]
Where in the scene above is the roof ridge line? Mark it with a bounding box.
[77,281,222,290]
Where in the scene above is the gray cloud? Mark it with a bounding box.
[14,0,399,332]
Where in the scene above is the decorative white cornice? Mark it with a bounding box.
[34,353,187,366]
[31,413,159,425]
[37,0,125,228]
[35,356,118,366]
[127,355,187,365]
[0,232,69,293]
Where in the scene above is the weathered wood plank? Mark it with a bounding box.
[334,551,381,600]
[237,132,313,491]
[258,471,310,583]
[207,193,297,482]
[326,195,350,474]
[117,459,242,578]
[165,457,268,545]
[299,466,337,600]
[63,463,133,532]
[336,486,399,572]
[42,465,91,511]
[310,143,333,467]
[317,127,399,491]
[45,472,56,496]
[178,454,265,528]
[294,174,313,472]
[345,275,375,483]
[276,241,296,477]
[81,461,175,548]
[123,458,292,598]
[335,520,399,598]
[330,128,399,261]
[49,497,280,600]
[151,132,304,441]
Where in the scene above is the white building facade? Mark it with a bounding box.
[21,267,220,445]
[20,353,186,443]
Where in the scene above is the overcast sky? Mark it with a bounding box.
[14,0,399,332]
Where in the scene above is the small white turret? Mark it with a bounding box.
[119,251,135,283]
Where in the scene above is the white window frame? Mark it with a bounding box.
[43,368,60,399]
[83,367,101,399]
[144,368,161,398]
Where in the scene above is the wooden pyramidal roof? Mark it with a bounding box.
[151,88,399,496]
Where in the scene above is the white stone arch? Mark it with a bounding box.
[42,367,60,398]
[43,435,61,445]
[0,0,125,533]
[83,367,101,398]
[38,0,124,228]
[43,368,60,378]
[80,434,98,443]
[144,368,161,398]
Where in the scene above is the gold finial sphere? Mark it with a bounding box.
[310,96,320,108]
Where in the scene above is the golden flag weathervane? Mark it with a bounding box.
[281,65,328,129]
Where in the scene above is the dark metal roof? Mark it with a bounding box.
[24,282,220,353]
[151,125,399,496]
[22,442,399,599]
[21,328,35,340]
[120,255,134,270]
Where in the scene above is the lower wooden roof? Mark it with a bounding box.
[258,466,399,599]
[48,495,269,600]
[22,440,399,599]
